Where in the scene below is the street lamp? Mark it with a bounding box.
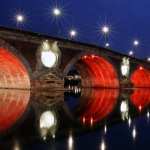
[52,8,61,16]
[128,50,134,56]
[147,57,150,62]
[15,14,25,24]
[105,43,110,47]
[133,40,139,46]
[101,25,110,35]
[69,29,77,38]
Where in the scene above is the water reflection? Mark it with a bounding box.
[104,125,107,134]
[68,132,74,150]
[100,139,106,150]
[128,117,132,127]
[74,89,119,126]
[0,89,30,133]
[0,88,150,149]
[39,110,57,139]
[132,126,137,140]
[130,89,150,112]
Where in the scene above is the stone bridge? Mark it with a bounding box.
[0,26,149,90]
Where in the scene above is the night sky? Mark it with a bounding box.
[1,0,150,58]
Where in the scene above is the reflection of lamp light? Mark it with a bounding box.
[120,100,129,120]
[39,110,57,139]
[14,141,21,150]
[40,111,55,128]
[100,139,106,150]
[128,117,132,127]
[147,111,150,119]
[68,133,74,150]
[104,125,107,134]
[132,126,137,140]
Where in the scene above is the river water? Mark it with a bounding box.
[0,88,150,150]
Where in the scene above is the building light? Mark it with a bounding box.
[41,51,57,68]
[121,57,130,77]
[40,41,60,68]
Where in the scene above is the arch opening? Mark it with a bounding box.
[0,48,30,89]
[65,55,119,88]
[131,66,150,88]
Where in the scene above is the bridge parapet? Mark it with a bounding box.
[0,26,149,89]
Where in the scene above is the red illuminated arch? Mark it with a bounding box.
[130,66,150,88]
[130,89,150,112]
[78,89,119,125]
[0,90,30,133]
[78,55,119,88]
[0,47,30,89]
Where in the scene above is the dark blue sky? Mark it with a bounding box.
[1,0,150,58]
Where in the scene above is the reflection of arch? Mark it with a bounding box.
[130,66,150,88]
[0,90,30,133]
[64,54,119,88]
[130,89,150,111]
[0,40,30,89]
[76,89,119,125]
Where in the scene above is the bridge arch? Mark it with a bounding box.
[130,66,150,88]
[64,52,119,88]
[0,39,31,89]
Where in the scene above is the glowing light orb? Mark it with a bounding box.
[105,43,110,47]
[41,51,57,68]
[102,25,110,34]
[133,40,139,46]
[70,30,77,38]
[53,8,61,16]
[40,111,55,129]
[147,57,150,62]
[16,14,25,23]
[129,51,134,56]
